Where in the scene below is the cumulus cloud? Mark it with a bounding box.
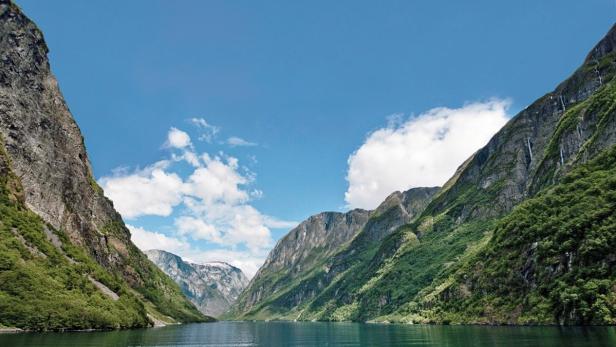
[227,136,257,147]
[175,216,222,244]
[128,224,191,255]
[100,162,184,219]
[345,99,511,209]
[184,154,250,206]
[101,126,297,275]
[189,117,220,143]
[166,127,192,149]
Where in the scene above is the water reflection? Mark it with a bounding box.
[1,321,615,347]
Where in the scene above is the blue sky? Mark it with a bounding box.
[17,0,615,275]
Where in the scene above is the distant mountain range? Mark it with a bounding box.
[228,23,616,325]
[145,250,248,317]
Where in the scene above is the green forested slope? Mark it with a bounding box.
[417,144,616,325]
[0,143,206,331]
[0,145,145,330]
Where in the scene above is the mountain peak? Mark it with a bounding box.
[145,249,249,318]
[585,23,616,63]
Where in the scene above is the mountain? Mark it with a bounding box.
[230,23,616,324]
[0,0,209,331]
[421,146,616,325]
[229,187,439,319]
[145,250,249,317]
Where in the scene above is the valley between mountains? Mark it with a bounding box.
[1,0,616,331]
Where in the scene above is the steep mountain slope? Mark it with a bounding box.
[232,23,616,324]
[230,187,439,319]
[0,0,207,330]
[145,250,248,317]
[418,145,616,325]
[362,23,616,325]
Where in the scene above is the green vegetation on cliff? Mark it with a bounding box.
[0,145,143,330]
[419,145,616,325]
[0,144,207,331]
[232,24,616,325]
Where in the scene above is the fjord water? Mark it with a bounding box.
[1,322,615,347]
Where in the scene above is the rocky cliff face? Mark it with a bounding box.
[232,24,616,324]
[411,25,616,325]
[304,23,616,324]
[1,0,125,283]
[231,209,370,315]
[231,187,439,319]
[423,146,616,325]
[146,250,248,317]
[427,24,616,223]
[0,0,206,329]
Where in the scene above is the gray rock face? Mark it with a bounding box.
[360,187,439,243]
[429,24,616,222]
[146,250,249,317]
[0,0,203,323]
[0,0,127,273]
[235,209,370,313]
[232,187,439,316]
[258,209,371,277]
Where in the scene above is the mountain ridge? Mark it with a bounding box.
[229,186,439,319]
[145,249,249,318]
[229,22,616,324]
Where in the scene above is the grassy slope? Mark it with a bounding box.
[415,144,616,325]
[98,220,209,325]
[0,142,208,331]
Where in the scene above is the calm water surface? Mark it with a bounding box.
[1,321,615,347]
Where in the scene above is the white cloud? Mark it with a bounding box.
[128,224,191,255]
[102,125,296,276]
[184,154,250,205]
[177,152,295,251]
[263,216,298,229]
[166,127,192,149]
[100,162,184,219]
[181,197,276,252]
[175,216,222,243]
[189,117,220,143]
[250,189,263,199]
[177,150,201,167]
[227,136,257,147]
[345,99,511,209]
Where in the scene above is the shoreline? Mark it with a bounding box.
[0,320,218,335]
[0,327,23,334]
[223,319,616,327]
[3,320,614,335]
